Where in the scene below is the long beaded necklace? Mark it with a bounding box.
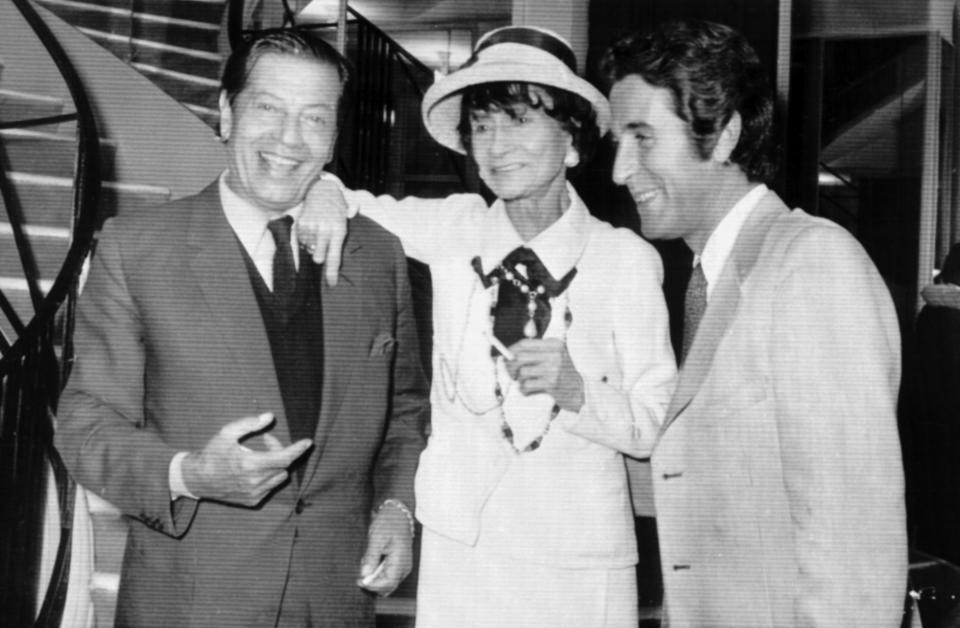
[437,280,503,415]
[488,267,573,454]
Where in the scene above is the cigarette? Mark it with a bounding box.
[360,560,387,586]
[483,331,515,360]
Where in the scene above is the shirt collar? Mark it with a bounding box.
[698,184,767,293]
[477,182,590,279]
[218,172,304,257]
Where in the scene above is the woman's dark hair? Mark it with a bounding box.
[600,20,777,183]
[456,82,601,174]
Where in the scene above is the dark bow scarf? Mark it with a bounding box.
[471,247,577,354]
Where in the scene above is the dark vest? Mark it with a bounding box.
[240,245,324,469]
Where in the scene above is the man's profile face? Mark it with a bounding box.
[220,52,340,213]
[609,74,715,244]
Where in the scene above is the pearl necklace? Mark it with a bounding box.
[488,271,572,454]
[437,280,502,415]
[494,266,549,339]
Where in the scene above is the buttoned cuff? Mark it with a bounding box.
[169,451,198,501]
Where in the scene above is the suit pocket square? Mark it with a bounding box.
[369,333,396,357]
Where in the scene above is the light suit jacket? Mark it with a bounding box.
[629,191,906,627]
[56,183,428,627]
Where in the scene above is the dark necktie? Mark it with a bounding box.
[267,216,297,309]
[681,262,707,364]
[471,247,577,354]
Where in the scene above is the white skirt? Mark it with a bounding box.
[415,527,638,628]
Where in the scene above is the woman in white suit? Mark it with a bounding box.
[300,26,676,627]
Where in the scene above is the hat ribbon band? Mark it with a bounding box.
[470,28,576,72]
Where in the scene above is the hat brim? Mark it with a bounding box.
[421,43,611,155]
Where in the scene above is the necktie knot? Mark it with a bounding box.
[267,215,293,246]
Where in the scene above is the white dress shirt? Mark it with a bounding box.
[697,183,768,299]
[219,173,304,285]
[168,173,305,500]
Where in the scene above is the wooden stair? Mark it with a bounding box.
[0,36,172,622]
[0,90,170,344]
[35,0,226,128]
[0,89,67,126]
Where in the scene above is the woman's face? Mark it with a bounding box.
[467,86,573,203]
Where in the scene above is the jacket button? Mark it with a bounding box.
[295,498,306,514]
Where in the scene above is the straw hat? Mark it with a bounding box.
[421,25,611,155]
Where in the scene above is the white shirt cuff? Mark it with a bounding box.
[169,451,198,501]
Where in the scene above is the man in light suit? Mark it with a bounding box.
[603,20,907,626]
[55,29,428,627]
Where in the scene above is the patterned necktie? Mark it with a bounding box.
[681,262,707,365]
[471,247,577,354]
[266,216,297,310]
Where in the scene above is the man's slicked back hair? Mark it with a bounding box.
[220,28,351,105]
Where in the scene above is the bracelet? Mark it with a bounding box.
[377,499,416,539]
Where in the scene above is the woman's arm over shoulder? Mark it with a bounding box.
[304,174,491,265]
[348,191,490,263]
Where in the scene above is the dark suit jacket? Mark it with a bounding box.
[56,183,428,627]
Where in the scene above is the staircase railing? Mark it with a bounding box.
[822,38,925,146]
[345,6,472,195]
[34,0,226,128]
[0,0,102,625]
[817,161,860,227]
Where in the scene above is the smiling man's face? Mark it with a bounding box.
[219,52,340,213]
[610,74,717,246]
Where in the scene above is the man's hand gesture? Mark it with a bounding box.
[181,412,312,507]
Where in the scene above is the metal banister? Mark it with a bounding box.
[0,0,102,624]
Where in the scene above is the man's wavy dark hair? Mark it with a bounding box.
[600,20,777,183]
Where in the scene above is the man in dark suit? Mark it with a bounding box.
[55,28,428,627]
[605,20,906,627]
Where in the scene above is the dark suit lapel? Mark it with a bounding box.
[662,192,786,432]
[299,236,366,492]
[185,183,289,440]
